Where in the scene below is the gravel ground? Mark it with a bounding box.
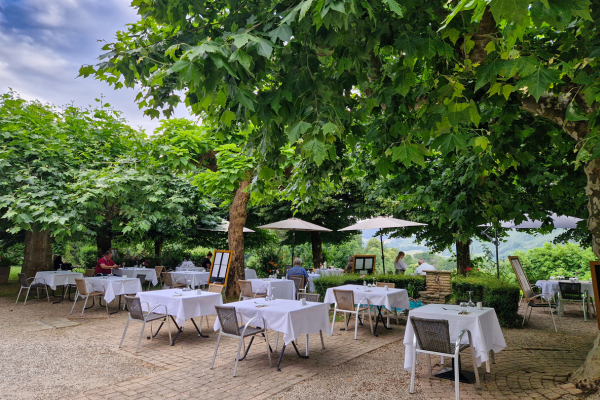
[0,298,160,400]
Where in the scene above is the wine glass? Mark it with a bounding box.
[467,291,475,308]
[372,277,376,287]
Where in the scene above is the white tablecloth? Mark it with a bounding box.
[403,304,506,370]
[323,284,410,311]
[114,268,158,286]
[308,273,321,292]
[176,267,206,272]
[535,280,593,296]
[245,269,258,280]
[214,298,332,345]
[137,288,223,327]
[171,271,210,287]
[248,278,296,300]
[34,271,83,291]
[83,277,142,304]
[316,269,343,277]
[179,261,196,269]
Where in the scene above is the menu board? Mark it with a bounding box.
[209,250,232,286]
[352,255,376,275]
[590,261,600,330]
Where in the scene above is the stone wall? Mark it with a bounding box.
[418,270,453,304]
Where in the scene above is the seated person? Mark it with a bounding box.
[201,252,212,270]
[53,255,73,271]
[414,259,436,276]
[95,251,120,276]
[286,257,309,282]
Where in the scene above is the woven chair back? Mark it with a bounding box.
[333,289,355,311]
[209,284,224,294]
[136,274,146,285]
[376,282,395,288]
[215,305,240,336]
[124,296,145,320]
[17,273,29,287]
[74,278,88,296]
[559,282,582,300]
[85,269,95,277]
[297,293,320,302]
[238,280,253,298]
[410,316,452,354]
[155,266,165,276]
[289,275,305,291]
[162,272,174,287]
[508,256,535,300]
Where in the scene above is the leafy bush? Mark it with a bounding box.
[451,275,521,327]
[313,273,427,302]
[0,252,17,268]
[79,245,98,269]
[513,243,596,282]
[246,246,282,277]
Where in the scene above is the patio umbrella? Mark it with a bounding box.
[338,216,427,271]
[257,218,332,268]
[201,219,255,233]
[478,213,583,278]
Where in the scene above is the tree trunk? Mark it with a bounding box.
[22,230,52,276]
[227,179,251,298]
[456,240,471,276]
[96,223,112,258]
[154,238,164,257]
[585,158,600,258]
[311,232,323,269]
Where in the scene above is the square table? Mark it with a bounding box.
[84,276,142,304]
[35,271,84,303]
[248,278,296,300]
[403,304,506,380]
[324,284,410,335]
[308,273,321,293]
[114,268,158,286]
[170,271,210,288]
[214,298,331,370]
[137,288,223,345]
[535,280,593,297]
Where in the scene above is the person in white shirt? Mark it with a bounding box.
[394,251,407,275]
[414,259,436,276]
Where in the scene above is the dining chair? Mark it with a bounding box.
[85,269,95,277]
[331,289,373,339]
[155,266,165,288]
[238,280,255,301]
[162,272,186,289]
[208,284,224,294]
[297,292,320,302]
[558,282,595,321]
[70,278,108,316]
[409,316,480,400]
[509,256,557,332]
[119,296,172,353]
[210,305,271,377]
[16,273,49,305]
[375,282,399,324]
[289,275,307,294]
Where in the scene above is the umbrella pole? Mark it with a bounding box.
[494,226,500,279]
[380,233,385,273]
[291,229,296,269]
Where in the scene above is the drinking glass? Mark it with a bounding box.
[186,279,192,291]
[372,277,376,287]
[460,302,468,311]
[467,291,475,308]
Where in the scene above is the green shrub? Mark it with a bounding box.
[514,242,596,282]
[313,273,426,302]
[452,275,521,327]
[79,245,98,269]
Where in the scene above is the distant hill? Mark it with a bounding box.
[361,229,565,260]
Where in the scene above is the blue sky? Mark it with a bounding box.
[0,0,188,132]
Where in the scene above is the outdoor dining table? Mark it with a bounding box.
[35,271,83,303]
[403,304,506,382]
[137,288,223,345]
[535,280,593,297]
[214,297,331,370]
[114,268,158,286]
[247,278,296,300]
[170,271,210,288]
[244,268,258,280]
[323,284,410,336]
[84,276,142,312]
[307,273,320,293]
[176,267,206,272]
[316,268,343,277]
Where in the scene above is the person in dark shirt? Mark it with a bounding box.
[286,258,309,281]
[53,255,73,271]
[201,252,212,270]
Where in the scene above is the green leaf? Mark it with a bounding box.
[231,33,252,48]
[469,101,481,127]
[236,90,255,111]
[217,90,227,107]
[288,121,312,142]
[299,0,314,20]
[303,139,327,166]
[432,132,468,154]
[167,60,192,74]
[515,67,561,102]
[391,143,425,166]
[221,111,236,126]
[322,122,338,135]
[474,136,489,150]
[382,0,404,16]
[229,49,253,72]
[565,103,588,122]
[268,25,293,43]
[395,72,416,96]
[250,37,274,58]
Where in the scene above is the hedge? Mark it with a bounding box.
[313,273,426,301]
[451,275,521,327]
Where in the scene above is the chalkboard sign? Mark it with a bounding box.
[209,250,232,286]
[590,261,600,330]
[352,255,376,275]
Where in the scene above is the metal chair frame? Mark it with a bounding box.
[331,289,373,339]
[289,275,307,294]
[210,305,272,377]
[16,274,49,305]
[119,296,172,353]
[70,278,108,316]
[162,272,187,289]
[558,282,596,322]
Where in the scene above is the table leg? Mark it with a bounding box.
[170,316,183,345]
[53,285,67,304]
[434,355,476,384]
[191,317,209,338]
[109,295,122,315]
[373,306,392,336]
[276,344,287,371]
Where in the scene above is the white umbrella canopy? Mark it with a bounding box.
[200,219,255,233]
[257,218,332,232]
[339,216,427,231]
[479,213,582,229]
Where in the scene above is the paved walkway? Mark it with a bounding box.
[1,284,598,400]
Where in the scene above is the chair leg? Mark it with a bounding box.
[549,305,557,332]
[45,286,49,302]
[583,297,588,322]
[331,307,337,335]
[264,330,272,367]
[521,304,528,326]
[166,316,172,344]
[136,321,146,353]
[454,355,460,400]
[210,331,222,370]
[81,295,89,317]
[70,291,79,315]
[233,334,245,377]
[119,318,131,348]
[15,286,23,304]
[354,311,359,340]
[24,287,32,305]
[410,347,417,394]
[367,306,374,334]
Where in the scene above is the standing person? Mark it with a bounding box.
[394,251,407,275]
[95,251,120,276]
[344,256,354,274]
[414,258,436,276]
[201,252,213,270]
